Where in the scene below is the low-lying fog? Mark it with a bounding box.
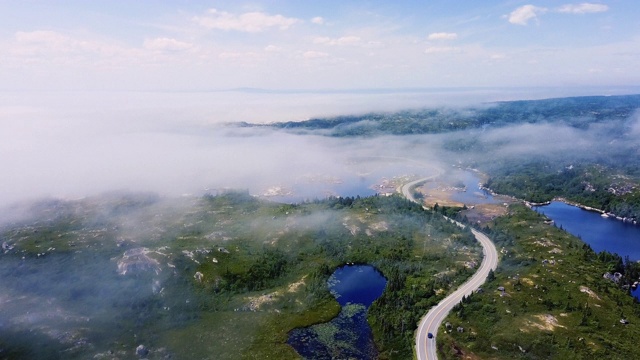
[0,89,471,207]
[2,88,639,209]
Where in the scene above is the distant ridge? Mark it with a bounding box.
[228,86,495,95]
[248,94,640,137]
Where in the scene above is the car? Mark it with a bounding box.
[428,332,434,339]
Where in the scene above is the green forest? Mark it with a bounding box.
[485,161,640,220]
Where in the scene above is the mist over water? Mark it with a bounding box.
[2,87,639,209]
[0,89,470,208]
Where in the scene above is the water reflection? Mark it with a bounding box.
[534,201,640,299]
[288,265,387,359]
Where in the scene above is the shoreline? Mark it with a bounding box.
[524,197,638,226]
[467,167,638,226]
[435,166,637,227]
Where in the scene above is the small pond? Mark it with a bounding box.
[288,264,387,359]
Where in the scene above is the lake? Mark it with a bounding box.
[287,264,387,359]
[533,201,640,298]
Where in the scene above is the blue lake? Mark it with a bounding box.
[287,264,387,359]
[533,201,640,298]
[533,202,640,259]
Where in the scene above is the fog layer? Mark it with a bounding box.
[2,89,639,208]
[1,91,449,207]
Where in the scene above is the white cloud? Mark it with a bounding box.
[264,45,282,52]
[143,38,193,52]
[508,5,548,25]
[424,46,461,54]
[11,30,125,61]
[302,51,329,59]
[557,3,609,14]
[194,8,300,32]
[15,30,69,45]
[313,36,361,46]
[218,51,258,59]
[427,32,458,41]
[311,16,325,25]
[507,3,607,26]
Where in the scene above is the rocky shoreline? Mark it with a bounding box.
[460,167,637,226]
[471,169,637,226]
[523,197,638,225]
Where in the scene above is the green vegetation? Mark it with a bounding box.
[0,191,481,359]
[184,193,481,359]
[439,204,640,359]
[486,162,640,220]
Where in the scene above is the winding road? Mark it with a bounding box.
[400,177,498,360]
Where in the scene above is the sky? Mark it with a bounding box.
[0,1,639,206]
[1,0,639,91]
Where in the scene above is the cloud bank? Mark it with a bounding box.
[193,8,301,32]
[557,3,609,14]
[508,3,610,25]
[428,32,458,41]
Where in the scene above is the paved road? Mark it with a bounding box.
[399,177,498,360]
[399,173,441,203]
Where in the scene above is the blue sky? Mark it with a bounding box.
[1,1,638,91]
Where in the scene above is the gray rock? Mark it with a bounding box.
[136,344,149,357]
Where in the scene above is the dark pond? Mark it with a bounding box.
[288,264,387,359]
[533,201,640,298]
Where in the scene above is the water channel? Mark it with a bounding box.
[287,264,387,359]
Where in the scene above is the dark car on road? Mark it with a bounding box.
[428,332,434,339]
